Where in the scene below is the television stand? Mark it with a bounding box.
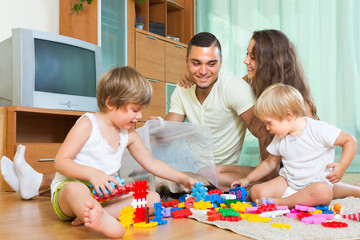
[0,106,86,192]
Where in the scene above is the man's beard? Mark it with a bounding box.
[192,78,218,90]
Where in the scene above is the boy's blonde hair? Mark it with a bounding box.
[97,66,152,112]
[255,83,306,120]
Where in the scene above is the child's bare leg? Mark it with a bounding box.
[273,182,332,208]
[58,181,125,238]
[250,176,288,203]
[333,181,360,198]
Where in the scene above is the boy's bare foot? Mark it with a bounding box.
[71,217,83,226]
[83,201,125,239]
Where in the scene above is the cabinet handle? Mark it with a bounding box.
[147,35,158,40]
[174,44,185,49]
[38,158,55,162]
[169,0,178,5]
[148,79,159,82]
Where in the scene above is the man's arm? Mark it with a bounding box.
[239,106,273,161]
[165,112,186,122]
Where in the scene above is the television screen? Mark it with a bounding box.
[34,39,96,97]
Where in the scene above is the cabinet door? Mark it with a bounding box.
[165,43,187,83]
[136,80,166,128]
[136,32,165,81]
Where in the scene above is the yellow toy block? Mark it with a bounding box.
[133,222,158,228]
[272,223,291,229]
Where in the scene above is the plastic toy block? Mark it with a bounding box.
[194,200,213,210]
[301,216,326,224]
[170,207,182,212]
[256,203,276,214]
[133,222,158,228]
[179,194,188,203]
[178,202,185,208]
[221,216,242,221]
[331,203,344,215]
[296,212,312,220]
[230,202,252,213]
[171,208,193,218]
[272,223,291,229]
[208,212,222,221]
[162,200,180,207]
[220,194,236,200]
[204,193,225,205]
[208,189,224,195]
[243,214,272,223]
[91,178,133,203]
[152,202,167,225]
[218,208,239,217]
[228,186,247,201]
[224,199,238,207]
[295,204,316,213]
[321,221,348,228]
[132,180,149,200]
[119,206,136,228]
[316,205,330,211]
[259,209,290,218]
[162,207,172,218]
[343,212,360,221]
[185,197,196,209]
[191,182,209,201]
[133,207,146,223]
[311,214,334,220]
[131,198,147,209]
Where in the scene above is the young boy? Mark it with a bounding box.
[50,66,196,238]
[231,83,357,208]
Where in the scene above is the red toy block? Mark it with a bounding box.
[256,204,276,214]
[171,209,193,218]
[162,200,180,207]
[221,216,242,221]
[321,221,348,228]
[208,189,224,195]
[208,213,222,221]
[296,212,312,220]
[133,207,146,223]
[132,181,149,199]
[185,197,196,209]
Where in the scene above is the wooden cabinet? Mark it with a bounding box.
[136,80,166,128]
[135,32,165,81]
[165,42,187,83]
[0,106,85,191]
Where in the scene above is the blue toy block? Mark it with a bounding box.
[228,186,247,202]
[191,182,209,201]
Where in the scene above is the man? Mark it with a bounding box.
[0,32,271,197]
[164,32,272,190]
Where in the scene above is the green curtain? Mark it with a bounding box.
[196,0,360,172]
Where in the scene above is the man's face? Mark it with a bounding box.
[186,45,222,89]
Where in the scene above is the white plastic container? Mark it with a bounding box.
[119,120,217,190]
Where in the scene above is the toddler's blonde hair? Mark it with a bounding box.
[97,66,152,112]
[255,83,306,120]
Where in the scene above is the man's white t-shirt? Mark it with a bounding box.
[169,71,254,165]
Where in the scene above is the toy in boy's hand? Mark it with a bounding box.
[90,176,133,203]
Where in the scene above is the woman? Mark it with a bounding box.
[182,29,359,198]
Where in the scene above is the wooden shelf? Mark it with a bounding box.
[0,106,85,191]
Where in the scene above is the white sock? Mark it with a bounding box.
[1,156,20,193]
[14,145,43,200]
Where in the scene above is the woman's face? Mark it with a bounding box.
[243,39,256,79]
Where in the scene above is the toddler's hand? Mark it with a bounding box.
[326,162,346,184]
[89,169,119,196]
[231,178,250,189]
[181,177,196,190]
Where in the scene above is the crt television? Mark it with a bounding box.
[0,28,102,112]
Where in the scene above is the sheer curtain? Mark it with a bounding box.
[196,0,360,171]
